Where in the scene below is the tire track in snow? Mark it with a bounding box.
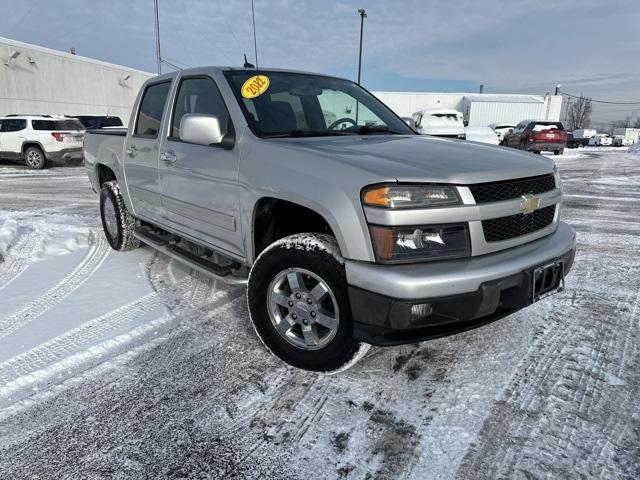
[0,231,110,340]
[456,261,640,477]
[0,232,40,293]
[0,264,237,405]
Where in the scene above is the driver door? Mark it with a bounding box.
[158,75,243,259]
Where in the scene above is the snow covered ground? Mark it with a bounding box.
[0,149,638,479]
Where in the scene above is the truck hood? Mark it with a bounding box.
[273,134,554,184]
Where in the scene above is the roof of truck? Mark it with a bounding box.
[150,66,350,83]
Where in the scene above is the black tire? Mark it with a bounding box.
[247,233,369,372]
[24,146,46,170]
[554,149,564,155]
[99,181,140,251]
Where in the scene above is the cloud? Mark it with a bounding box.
[0,0,638,123]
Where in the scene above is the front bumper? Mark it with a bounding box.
[347,221,576,346]
[46,147,84,164]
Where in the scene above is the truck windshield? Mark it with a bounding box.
[225,70,414,138]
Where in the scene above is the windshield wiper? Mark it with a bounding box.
[354,125,404,135]
[264,129,352,138]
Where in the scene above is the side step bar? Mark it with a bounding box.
[133,229,248,286]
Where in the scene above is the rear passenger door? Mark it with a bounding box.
[158,75,243,259]
[123,80,173,220]
[0,119,27,155]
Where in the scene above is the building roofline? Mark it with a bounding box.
[0,36,155,77]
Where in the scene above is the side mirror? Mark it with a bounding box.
[180,113,224,146]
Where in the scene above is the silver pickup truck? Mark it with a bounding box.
[84,67,576,372]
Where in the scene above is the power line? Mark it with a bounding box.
[562,92,640,105]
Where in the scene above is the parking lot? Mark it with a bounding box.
[0,147,638,479]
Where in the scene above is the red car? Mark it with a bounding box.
[502,120,567,155]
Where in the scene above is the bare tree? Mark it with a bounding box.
[610,116,633,134]
[633,117,640,129]
[566,95,592,131]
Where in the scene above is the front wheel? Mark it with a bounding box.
[247,233,369,372]
[100,181,140,251]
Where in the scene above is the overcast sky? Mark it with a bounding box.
[1,0,639,124]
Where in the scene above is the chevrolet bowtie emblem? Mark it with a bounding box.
[520,194,541,214]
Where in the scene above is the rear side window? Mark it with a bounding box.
[32,120,84,130]
[1,119,27,132]
[170,77,231,139]
[135,81,171,137]
[32,120,55,130]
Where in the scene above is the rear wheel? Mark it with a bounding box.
[554,149,564,155]
[100,181,140,251]
[247,233,369,372]
[24,146,46,169]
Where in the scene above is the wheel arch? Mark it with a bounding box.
[95,163,117,187]
[21,141,46,157]
[251,197,342,263]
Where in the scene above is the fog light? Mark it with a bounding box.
[411,303,433,321]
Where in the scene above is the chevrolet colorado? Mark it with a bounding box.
[84,67,576,372]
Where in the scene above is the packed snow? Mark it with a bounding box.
[0,149,639,479]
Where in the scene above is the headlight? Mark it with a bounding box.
[369,223,470,263]
[362,184,461,209]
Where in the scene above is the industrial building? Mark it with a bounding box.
[373,91,563,127]
[0,37,153,122]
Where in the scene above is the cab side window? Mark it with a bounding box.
[171,77,231,140]
[135,81,171,138]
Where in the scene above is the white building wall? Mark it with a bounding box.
[373,92,464,118]
[465,101,545,127]
[374,91,563,127]
[0,37,153,123]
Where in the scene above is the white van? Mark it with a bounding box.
[412,109,465,139]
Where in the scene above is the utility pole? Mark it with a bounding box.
[154,0,162,75]
[357,9,367,84]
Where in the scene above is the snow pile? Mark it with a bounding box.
[628,142,640,154]
[0,218,19,259]
[37,228,91,259]
[465,127,500,145]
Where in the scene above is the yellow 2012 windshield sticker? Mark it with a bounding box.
[241,75,270,99]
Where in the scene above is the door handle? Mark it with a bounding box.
[126,145,137,157]
[160,151,177,164]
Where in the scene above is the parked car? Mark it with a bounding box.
[0,115,85,169]
[503,120,567,155]
[612,135,633,147]
[66,115,123,130]
[588,134,613,146]
[612,128,639,145]
[465,126,500,145]
[488,123,515,144]
[412,109,465,139]
[400,117,416,128]
[84,67,576,372]
[567,128,597,148]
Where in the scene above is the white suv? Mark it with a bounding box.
[0,115,85,169]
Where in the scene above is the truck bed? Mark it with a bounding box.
[86,127,127,136]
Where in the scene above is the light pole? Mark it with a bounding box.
[357,9,367,85]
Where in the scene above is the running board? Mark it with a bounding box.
[133,229,248,286]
